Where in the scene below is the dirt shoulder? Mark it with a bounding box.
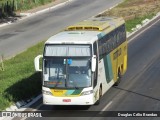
[97,0,160,32]
[99,0,160,21]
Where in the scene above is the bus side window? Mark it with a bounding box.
[117,29,120,46]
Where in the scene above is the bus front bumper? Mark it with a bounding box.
[43,94,95,105]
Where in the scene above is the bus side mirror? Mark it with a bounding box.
[34,55,43,72]
[92,55,96,72]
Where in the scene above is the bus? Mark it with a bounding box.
[34,16,127,105]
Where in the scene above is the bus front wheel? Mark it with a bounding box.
[95,87,102,105]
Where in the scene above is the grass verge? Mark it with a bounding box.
[0,41,44,110]
[98,0,160,32]
[0,0,56,18]
[125,14,155,32]
[15,0,55,11]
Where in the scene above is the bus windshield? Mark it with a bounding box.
[43,58,91,88]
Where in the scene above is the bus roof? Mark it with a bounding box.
[45,31,100,44]
[66,16,124,31]
[45,16,125,44]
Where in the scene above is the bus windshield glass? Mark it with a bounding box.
[44,45,91,57]
[43,58,91,88]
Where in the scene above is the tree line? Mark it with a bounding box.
[0,0,15,18]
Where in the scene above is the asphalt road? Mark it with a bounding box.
[22,14,160,120]
[3,0,160,120]
[0,0,123,59]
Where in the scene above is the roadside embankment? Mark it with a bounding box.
[97,0,160,32]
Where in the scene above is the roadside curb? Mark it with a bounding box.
[127,12,160,38]
[0,0,74,28]
[0,95,42,120]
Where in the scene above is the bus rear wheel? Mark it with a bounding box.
[114,71,122,86]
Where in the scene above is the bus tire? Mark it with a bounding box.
[95,87,102,105]
[114,71,122,86]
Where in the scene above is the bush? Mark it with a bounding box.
[0,0,15,18]
[0,0,54,18]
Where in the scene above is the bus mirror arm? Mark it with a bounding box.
[34,55,43,72]
[91,55,96,72]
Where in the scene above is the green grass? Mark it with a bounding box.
[99,0,160,32]
[0,0,55,13]
[15,0,54,11]
[0,41,44,110]
[126,13,156,32]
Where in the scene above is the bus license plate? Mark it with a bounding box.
[63,99,71,102]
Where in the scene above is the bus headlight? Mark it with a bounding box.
[81,90,93,96]
[42,90,53,96]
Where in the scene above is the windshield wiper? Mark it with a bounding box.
[69,80,79,89]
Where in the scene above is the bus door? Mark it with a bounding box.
[93,41,98,88]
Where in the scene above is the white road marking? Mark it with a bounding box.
[99,101,113,114]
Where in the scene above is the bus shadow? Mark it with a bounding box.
[40,105,93,117]
[113,86,160,102]
[4,72,42,107]
[53,105,91,110]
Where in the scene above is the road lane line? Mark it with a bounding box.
[99,101,113,114]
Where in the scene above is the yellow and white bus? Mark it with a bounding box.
[34,16,127,105]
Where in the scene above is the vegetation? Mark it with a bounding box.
[0,0,56,18]
[0,0,15,18]
[97,0,160,31]
[0,41,44,110]
[14,0,55,11]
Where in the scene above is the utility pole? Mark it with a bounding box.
[1,54,4,71]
